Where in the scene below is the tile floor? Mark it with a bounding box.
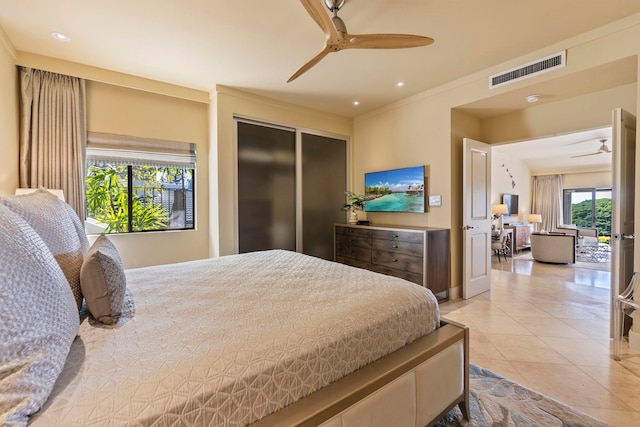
[440,254,640,426]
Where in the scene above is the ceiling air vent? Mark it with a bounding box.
[489,51,566,89]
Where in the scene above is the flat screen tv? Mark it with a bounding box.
[502,194,519,215]
[364,165,425,213]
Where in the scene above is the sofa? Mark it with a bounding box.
[530,232,576,264]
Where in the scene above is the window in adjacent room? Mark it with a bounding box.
[85,132,196,234]
[562,188,611,243]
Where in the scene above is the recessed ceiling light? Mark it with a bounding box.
[353,101,360,106]
[525,94,540,103]
[51,32,71,42]
[396,81,405,87]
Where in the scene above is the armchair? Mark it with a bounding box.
[555,224,598,242]
[530,233,576,264]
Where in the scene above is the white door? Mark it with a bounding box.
[463,138,492,299]
[611,108,636,334]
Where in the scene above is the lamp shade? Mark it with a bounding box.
[492,204,508,215]
[528,214,542,224]
[15,188,65,202]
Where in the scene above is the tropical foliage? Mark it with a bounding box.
[571,197,612,237]
[85,164,171,233]
[365,186,392,196]
[341,191,366,212]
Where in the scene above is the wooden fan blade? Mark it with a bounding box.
[343,33,434,49]
[288,45,332,83]
[299,0,337,37]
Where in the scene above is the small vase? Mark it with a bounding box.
[348,211,358,224]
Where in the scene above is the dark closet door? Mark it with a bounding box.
[237,121,296,253]
[301,133,347,260]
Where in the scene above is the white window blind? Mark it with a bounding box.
[86,132,196,169]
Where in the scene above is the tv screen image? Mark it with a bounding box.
[502,194,519,215]
[364,165,425,213]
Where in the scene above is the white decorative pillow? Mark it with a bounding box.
[0,189,89,311]
[81,234,127,325]
[0,204,79,426]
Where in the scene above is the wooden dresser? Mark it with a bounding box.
[334,224,450,302]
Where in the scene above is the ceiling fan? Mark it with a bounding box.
[570,138,611,158]
[288,0,434,82]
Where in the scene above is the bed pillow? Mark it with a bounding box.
[0,189,89,311]
[0,204,79,426]
[81,234,127,325]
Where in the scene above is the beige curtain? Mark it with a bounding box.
[19,67,87,219]
[531,174,563,232]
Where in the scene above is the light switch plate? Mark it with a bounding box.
[428,195,442,207]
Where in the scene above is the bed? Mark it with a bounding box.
[0,190,469,427]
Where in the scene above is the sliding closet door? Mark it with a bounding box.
[237,121,296,253]
[301,133,347,260]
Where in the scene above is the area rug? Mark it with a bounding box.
[435,363,612,427]
[514,251,610,272]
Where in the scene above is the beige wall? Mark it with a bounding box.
[492,154,531,223]
[482,83,637,144]
[210,86,353,257]
[86,82,210,268]
[0,27,18,195]
[12,53,211,269]
[449,110,482,297]
[354,15,640,297]
[563,171,612,190]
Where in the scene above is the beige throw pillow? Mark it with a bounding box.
[81,234,127,325]
[0,189,89,311]
[0,204,79,425]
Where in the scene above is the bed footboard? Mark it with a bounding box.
[250,320,470,427]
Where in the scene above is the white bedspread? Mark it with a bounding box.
[30,250,439,426]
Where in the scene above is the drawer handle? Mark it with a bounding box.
[392,258,398,262]
[393,234,399,238]
[350,239,355,243]
[392,244,398,248]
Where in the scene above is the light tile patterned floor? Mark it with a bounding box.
[440,256,640,426]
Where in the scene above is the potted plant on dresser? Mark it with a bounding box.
[341,191,366,224]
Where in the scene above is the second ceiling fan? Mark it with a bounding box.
[571,139,612,158]
[288,0,434,82]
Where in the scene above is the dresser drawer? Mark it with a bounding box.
[371,264,423,286]
[336,256,371,271]
[371,229,423,244]
[337,244,371,263]
[372,249,423,274]
[337,233,372,249]
[336,226,371,239]
[371,238,423,257]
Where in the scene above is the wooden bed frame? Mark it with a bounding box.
[251,320,470,427]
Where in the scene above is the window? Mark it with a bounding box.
[85,132,196,234]
[563,188,611,239]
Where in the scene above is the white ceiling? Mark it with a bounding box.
[1,0,640,118]
[493,127,613,176]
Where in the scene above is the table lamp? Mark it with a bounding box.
[528,213,542,232]
[492,204,509,230]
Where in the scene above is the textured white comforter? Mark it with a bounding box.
[30,250,439,426]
